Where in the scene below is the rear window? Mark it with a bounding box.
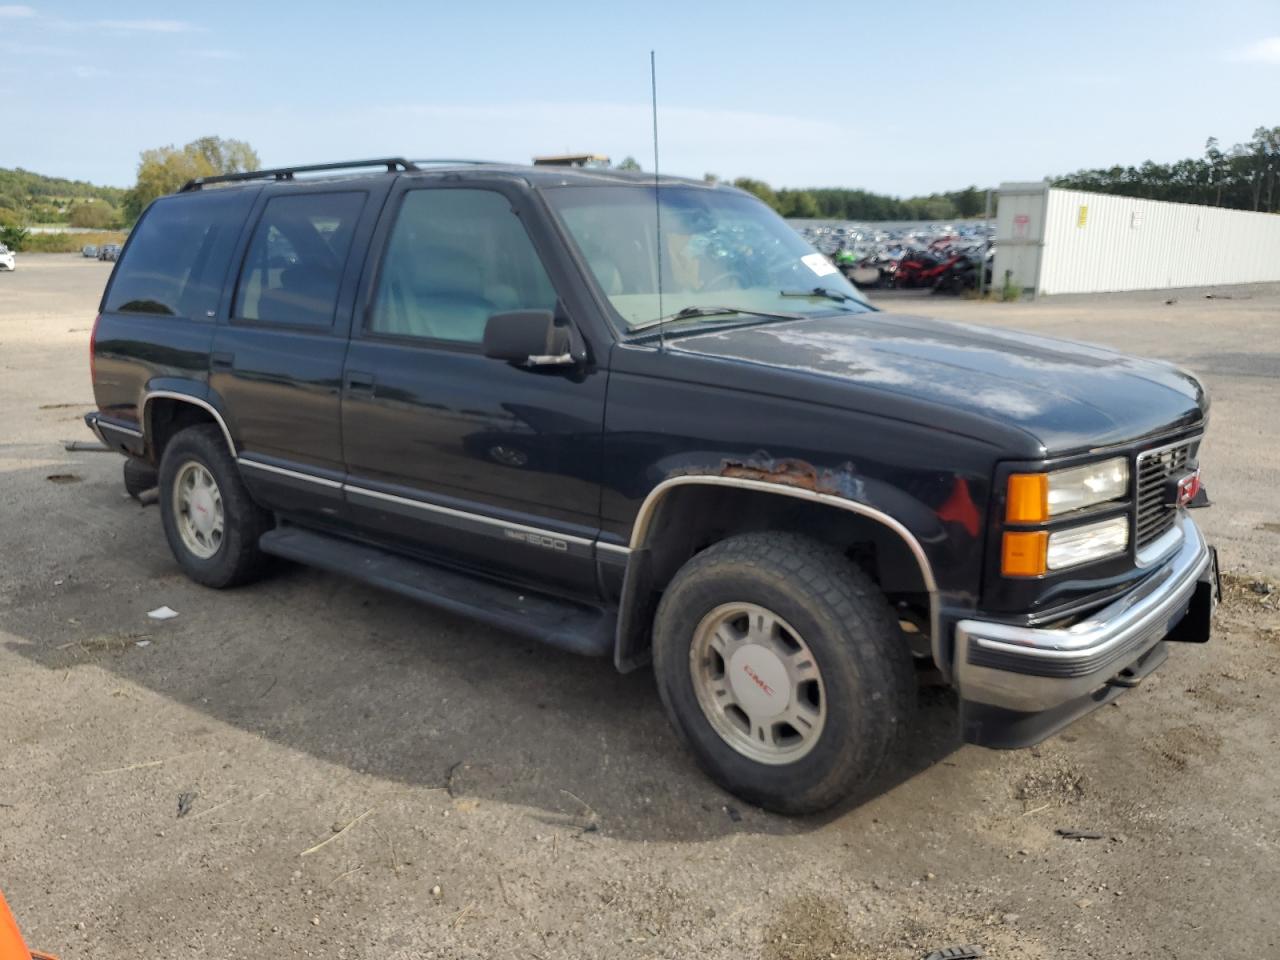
[234,192,365,328]
[105,189,254,318]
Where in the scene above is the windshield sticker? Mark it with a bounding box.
[801,253,838,277]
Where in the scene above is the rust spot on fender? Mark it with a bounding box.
[702,451,861,499]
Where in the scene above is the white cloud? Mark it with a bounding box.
[0,40,72,56]
[1230,37,1280,63]
[92,19,200,33]
[71,64,109,78]
[0,5,36,17]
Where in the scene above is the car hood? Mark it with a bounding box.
[672,311,1207,454]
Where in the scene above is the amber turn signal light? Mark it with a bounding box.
[1002,530,1048,577]
[1006,473,1048,523]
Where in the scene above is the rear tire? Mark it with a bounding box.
[652,532,915,815]
[123,458,158,499]
[158,424,273,588]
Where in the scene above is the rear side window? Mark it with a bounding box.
[234,192,365,328]
[105,190,254,318]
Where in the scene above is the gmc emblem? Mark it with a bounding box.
[1166,470,1201,508]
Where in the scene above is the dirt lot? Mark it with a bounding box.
[2,255,1278,959]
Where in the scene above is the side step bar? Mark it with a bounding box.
[259,526,615,658]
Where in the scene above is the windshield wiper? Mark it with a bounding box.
[628,305,806,335]
[779,287,861,304]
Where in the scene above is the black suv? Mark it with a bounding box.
[87,158,1218,814]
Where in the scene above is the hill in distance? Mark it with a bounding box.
[0,167,128,226]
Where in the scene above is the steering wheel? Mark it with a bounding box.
[699,268,740,292]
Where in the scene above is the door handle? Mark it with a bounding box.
[345,370,375,393]
[211,351,234,371]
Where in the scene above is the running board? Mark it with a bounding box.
[259,526,615,657]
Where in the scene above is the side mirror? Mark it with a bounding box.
[483,310,578,367]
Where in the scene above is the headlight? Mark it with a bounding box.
[1047,516,1129,570]
[1001,516,1130,576]
[1006,457,1129,522]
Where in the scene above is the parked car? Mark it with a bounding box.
[0,244,14,272]
[98,243,121,262]
[81,244,98,258]
[85,158,1219,814]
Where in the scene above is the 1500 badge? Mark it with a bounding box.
[504,529,569,552]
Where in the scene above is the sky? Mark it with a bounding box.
[1,0,1278,195]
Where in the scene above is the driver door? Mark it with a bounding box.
[340,183,606,596]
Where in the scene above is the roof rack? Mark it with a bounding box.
[409,158,504,166]
[179,157,419,193]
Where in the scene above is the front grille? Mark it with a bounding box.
[1134,440,1195,552]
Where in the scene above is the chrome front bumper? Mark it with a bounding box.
[956,515,1216,747]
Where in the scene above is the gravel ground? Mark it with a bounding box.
[1,255,1278,960]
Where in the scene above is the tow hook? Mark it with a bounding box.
[1105,641,1170,689]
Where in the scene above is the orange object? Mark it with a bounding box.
[0,890,56,960]
[1002,530,1048,577]
[1005,473,1049,523]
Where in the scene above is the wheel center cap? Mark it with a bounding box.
[191,489,215,535]
[726,644,790,719]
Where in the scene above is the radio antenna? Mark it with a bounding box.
[650,49,665,352]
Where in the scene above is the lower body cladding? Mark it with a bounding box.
[954,516,1218,748]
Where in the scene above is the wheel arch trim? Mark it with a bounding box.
[142,390,237,458]
[625,475,944,671]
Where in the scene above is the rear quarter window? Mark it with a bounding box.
[105,189,256,318]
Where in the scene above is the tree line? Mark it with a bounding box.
[1053,126,1280,213]
[721,178,989,221]
[0,168,126,229]
[615,156,992,221]
[6,124,1275,250]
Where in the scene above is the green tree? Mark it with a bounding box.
[0,225,30,251]
[949,186,985,218]
[188,136,259,176]
[1053,124,1280,213]
[68,200,119,229]
[777,189,820,218]
[615,156,642,171]
[730,177,778,211]
[123,136,261,223]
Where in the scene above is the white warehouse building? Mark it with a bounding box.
[994,181,1280,296]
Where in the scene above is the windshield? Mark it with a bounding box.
[544,185,872,334]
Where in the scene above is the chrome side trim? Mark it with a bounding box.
[238,457,343,489]
[344,482,596,548]
[628,475,943,670]
[596,541,632,558]
[98,419,144,439]
[143,390,236,456]
[85,417,108,445]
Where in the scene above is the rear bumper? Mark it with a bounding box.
[956,516,1217,748]
[85,411,145,457]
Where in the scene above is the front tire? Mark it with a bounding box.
[652,533,915,815]
[158,424,272,588]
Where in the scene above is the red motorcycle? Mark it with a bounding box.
[894,250,966,289]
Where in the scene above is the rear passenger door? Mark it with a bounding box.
[211,181,389,520]
[340,182,607,596]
